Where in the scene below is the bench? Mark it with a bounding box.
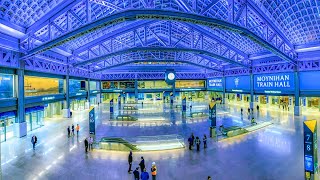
[219,125,248,137]
[115,115,138,121]
[191,112,206,118]
[123,106,138,110]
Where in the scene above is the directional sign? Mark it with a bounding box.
[304,120,318,180]
[89,106,95,135]
[182,96,186,112]
[110,99,114,113]
[209,102,216,127]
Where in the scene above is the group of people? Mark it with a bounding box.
[128,151,157,180]
[84,136,94,153]
[67,124,80,137]
[188,133,207,151]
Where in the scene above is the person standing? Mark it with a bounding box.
[191,133,195,147]
[151,162,157,180]
[76,124,80,136]
[256,105,259,111]
[84,138,89,153]
[71,124,75,136]
[133,167,140,180]
[188,136,193,150]
[128,151,133,173]
[89,136,93,151]
[67,126,70,137]
[208,176,212,180]
[31,135,37,150]
[139,156,145,173]
[141,168,149,180]
[196,136,201,151]
[240,108,243,115]
[203,134,207,149]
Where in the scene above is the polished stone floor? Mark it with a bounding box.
[1,101,316,180]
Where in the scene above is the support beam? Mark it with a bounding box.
[26,0,83,34]
[15,60,27,138]
[22,9,295,64]
[73,47,249,68]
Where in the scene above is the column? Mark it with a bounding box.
[15,60,27,137]
[222,76,227,104]
[98,80,102,104]
[250,73,254,109]
[294,71,302,116]
[65,71,71,117]
[134,79,138,102]
[87,78,91,107]
[171,82,176,105]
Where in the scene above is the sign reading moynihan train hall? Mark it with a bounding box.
[254,73,295,92]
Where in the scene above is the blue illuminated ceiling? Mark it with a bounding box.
[0,0,319,78]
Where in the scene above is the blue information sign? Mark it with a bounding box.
[110,99,114,113]
[182,96,186,112]
[89,107,95,135]
[254,72,295,92]
[209,102,216,127]
[300,71,320,91]
[225,76,250,92]
[303,120,318,177]
[207,78,223,91]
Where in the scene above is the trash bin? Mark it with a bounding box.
[210,126,216,138]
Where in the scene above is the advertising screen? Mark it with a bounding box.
[225,76,250,92]
[300,71,320,91]
[25,76,61,96]
[254,72,295,92]
[0,74,14,99]
[207,78,223,91]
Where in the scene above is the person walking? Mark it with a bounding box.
[256,105,259,111]
[84,138,89,153]
[203,134,207,149]
[76,124,80,136]
[195,136,201,151]
[240,108,243,115]
[188,135,193,150]
[31,135,37,150]
[139,156,145,173]
[67,126,70,137]
[89,136,93,151]
[151,162,157,180]
[71,124,75,136]
[133,167,140,180]
[128,151,133,173]
[191,133,195,147]
[141,168,149,180]
[208,176,212,180]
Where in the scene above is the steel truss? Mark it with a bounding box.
[21,5,295,64]
[102,72,206,80]
[69,20,250,71]
[0,49,19,68]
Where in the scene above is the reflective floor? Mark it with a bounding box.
[1,102,316,180]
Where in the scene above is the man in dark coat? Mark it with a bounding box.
[128,151,133,173]
[139,156,145,173]
[84,138,89,153]
[133,167,140,180]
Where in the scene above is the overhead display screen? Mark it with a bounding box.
[254,73,295,92]
[225,76,250,92]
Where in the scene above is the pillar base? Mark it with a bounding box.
[294,106,302,116]
[250,102,255,109]
[224,98,228,105]
[62,109,71,118]
[13,122,27,138]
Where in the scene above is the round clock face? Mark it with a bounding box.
[168,73,175,80]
